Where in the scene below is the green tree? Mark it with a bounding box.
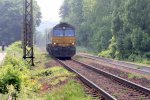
[0,0,41,45]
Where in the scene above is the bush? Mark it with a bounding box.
[0,42,31,94]
[144,52,150,58]
[4,55,29,70]
[128,54,142,62]
[98,50,111,58]
[6,42,22,55]
[0,65,22,94]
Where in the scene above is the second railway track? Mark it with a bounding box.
[77,53,150,75]
[58,59,150,100]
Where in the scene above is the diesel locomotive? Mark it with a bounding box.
[46,22,76,58]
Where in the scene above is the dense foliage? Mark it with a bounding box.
[0,0,41,45]
[60,0,150,63]
[0,42,40,99]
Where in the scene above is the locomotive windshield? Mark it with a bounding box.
[65,29,75,36]
[53,29,63,36]
[53,29,75,37]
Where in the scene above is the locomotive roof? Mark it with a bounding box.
[53,22,75,29]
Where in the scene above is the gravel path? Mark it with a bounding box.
[0,52,6,65]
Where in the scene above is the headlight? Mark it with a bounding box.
[62,27,66,29]
[53,42,56,45]
[72,43,75,45]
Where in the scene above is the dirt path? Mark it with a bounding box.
[0,52,6,65]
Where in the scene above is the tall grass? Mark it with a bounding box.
[46,80,93,100]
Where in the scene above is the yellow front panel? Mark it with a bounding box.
[52,37,76,47]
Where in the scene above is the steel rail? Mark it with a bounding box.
[78,54,150,75]
[57,59,117,100]
[73,59,150,96]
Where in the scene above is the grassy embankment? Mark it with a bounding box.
[77,46,97,55]
[99,49,150,66]
[77,46,150,67]
[0,42,93,100]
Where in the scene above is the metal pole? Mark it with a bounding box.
[23,0,34,66]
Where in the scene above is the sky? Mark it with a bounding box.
[36,0,64,22]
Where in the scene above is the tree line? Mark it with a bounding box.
[0,0,41,45]
[60,0,150,63]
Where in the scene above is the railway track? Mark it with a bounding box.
[57,59,116,100]
[58,59,150,100]
[77,54,150,75]
[77,79,104,100]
